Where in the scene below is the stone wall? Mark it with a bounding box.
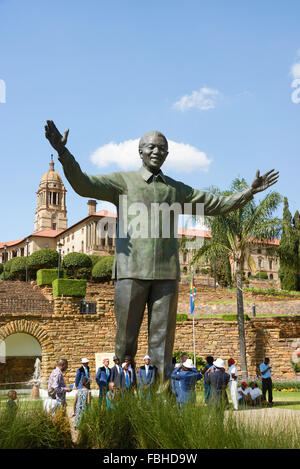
[0,293,299,387]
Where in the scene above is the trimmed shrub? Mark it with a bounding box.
[62,252,92,279]
[176,313,189,322]
[10,257,27,281]
[92,256,114,282]
[221,314,250,321]
[255,271,268,280]
[52,278,87,297]
[4,258,15,275]
[0,264,3,274]
[200,268,209,275]
[27,249,59,279]
[36,268,65,286]
[88,255,102,267]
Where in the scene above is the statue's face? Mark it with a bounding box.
[139,134,168,173]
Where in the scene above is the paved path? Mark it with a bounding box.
[66,405,79,444]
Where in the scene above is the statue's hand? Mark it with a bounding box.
[45,120,69,154]
[250,169,279,194]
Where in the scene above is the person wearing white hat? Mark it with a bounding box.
[75,358,91,390]
[205,358,230,408]
[120,361,136,392]
[138,355,157,399]
[171,358,202,410]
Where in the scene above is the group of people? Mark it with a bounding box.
[42,354,274,427]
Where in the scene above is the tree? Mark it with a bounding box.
[192,178,282,379]
[278,198,300,291]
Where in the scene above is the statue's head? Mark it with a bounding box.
[139,131,169,173]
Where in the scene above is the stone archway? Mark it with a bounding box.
[0,320,53,383]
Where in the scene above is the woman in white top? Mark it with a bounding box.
[227,358,238,410]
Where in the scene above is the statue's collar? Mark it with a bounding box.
[139,166,167,184]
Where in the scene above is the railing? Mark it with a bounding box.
[80,301,97,314]
[0,298,54,314]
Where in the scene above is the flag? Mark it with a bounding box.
[190,269,196,314]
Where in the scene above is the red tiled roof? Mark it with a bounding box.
[0,238,25,249]
[31,230,63,238]
[93,210,117,218]
[178,228,211,238]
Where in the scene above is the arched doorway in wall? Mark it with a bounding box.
[1,333,42,384]
[0,320,53,386]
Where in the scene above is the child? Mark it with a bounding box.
[7,390,18,413]
[106,382,116,410]
[43,388,61,416]
[73,377,91,428]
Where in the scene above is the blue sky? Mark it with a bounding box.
[1,0,300,241]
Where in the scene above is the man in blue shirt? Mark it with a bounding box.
[138,355,157,400]
[259,357,273,405]
[171,359,202,410]
[75,358,91,390]
[95,358,111,399]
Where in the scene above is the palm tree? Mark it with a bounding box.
[192,178,282,379]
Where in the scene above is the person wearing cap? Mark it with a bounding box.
[227,358,238,411]
[75,358,91,390]
[120,361,136,392]
[237,382,250,405]
[95,358,111,399]
[205,358,230,409]
[110,356,123,389]
[171,358,202,410]
[138,355,157,399]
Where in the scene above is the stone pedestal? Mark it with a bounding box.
[31,385,40,399]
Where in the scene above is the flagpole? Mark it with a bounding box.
[191,266,196,367]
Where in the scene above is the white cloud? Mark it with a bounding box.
[90,138,211,173]
[173,87,220,111]
[291,62,300,79]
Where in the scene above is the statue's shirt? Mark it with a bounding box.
[59,149,253,280]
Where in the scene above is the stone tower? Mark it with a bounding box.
[34,156,67,232]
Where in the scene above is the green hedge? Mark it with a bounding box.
[92,256,114,282]
[88,255,102,267]
[221,314,250,321]
[239,380,300,391]
[52,278,87,297]
[0,264,3,274]
[255,271,268,279]
[37,268,65,286]
[27,249,59,279]
[10,257,27,281]
[62,252,92,279]
[176,313,189,322]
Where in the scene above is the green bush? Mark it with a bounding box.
[9,257,27,281]
[92,256,114,282]
[62,252,92,279]
[27,249,59,279]
[200,268,209,275]
[255,271,268,280]
[52,278,87,297]
[36,268,65,286]
[4,258,15,274]
[0,263,3,274]
[221,314,250,321]
[77,390,300,449]
[0,404,73,449]
[88,255,102,267]
[176,313,189,322]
